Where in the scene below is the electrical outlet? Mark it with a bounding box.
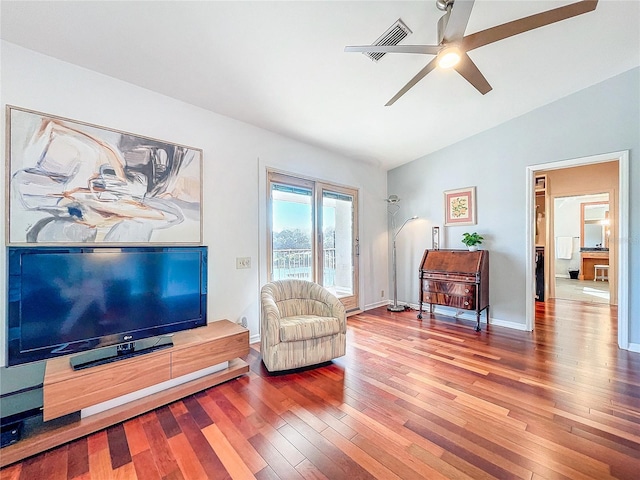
[381,290,384,298]
[236,257,251,269]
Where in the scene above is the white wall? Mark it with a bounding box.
[0,41,389,367]
[388,68,639,341]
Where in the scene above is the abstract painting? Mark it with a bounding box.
[444,186,476,226]
[7,106,202,244]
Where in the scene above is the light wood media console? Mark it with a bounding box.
[0,320,249,467]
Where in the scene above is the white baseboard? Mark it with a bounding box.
[364,300,390,310]
[361,300,528,332]
[250,334,260,344]
[488,316,530,331]
[408,303,528,331]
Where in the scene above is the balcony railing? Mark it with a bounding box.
[272,248,336,285]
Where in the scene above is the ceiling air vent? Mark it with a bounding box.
[365,19,412,62]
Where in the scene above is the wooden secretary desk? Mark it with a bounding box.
[418,249,490,331]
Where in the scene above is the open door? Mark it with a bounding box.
[267,171,360,313]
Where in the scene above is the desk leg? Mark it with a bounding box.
[418,303,434,319]
[475,306,489,332]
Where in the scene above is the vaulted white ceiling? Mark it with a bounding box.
[1,1,638,170]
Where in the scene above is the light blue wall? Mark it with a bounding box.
[388,68,639,343]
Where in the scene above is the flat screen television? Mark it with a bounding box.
[7,246,207,368]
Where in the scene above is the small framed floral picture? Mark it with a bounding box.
[444,187,476,226]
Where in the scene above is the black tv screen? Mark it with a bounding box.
[7,246,207,366]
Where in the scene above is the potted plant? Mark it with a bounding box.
[462,232,484,251]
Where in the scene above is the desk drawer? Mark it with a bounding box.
[423,280,475,297]
[421,292,476,310]
[421,272,478,283]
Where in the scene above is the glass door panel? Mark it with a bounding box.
[320,185,358,312]
[269,180,314,282]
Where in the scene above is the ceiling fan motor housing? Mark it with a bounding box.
[436,0,455,12]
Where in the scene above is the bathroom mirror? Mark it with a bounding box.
[581,201,609,249]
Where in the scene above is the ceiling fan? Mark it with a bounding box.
[345,0,598,106]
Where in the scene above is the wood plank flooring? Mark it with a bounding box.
[1,301,639,479]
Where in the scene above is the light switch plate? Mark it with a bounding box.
[236,257,251,269]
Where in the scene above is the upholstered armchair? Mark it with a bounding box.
[260,279,346,372]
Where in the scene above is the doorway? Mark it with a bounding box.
[553,193,610,304]
[525,150,630,349]
[267,170,360,313]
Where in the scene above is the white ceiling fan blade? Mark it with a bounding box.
[385,57,439,106]
[345,45,441,55]
[442,0,475,43]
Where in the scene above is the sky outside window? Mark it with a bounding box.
[272,200,335,233]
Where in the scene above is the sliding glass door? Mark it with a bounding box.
[267,171,359,312]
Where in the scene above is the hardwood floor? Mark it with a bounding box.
[2,303,639,479]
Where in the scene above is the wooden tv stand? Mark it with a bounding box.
[0,320,249,467]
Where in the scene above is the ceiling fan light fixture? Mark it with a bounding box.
[437,47,461,68]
